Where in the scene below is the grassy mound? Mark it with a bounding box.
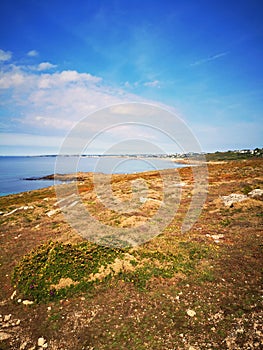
[12,241,123,302]
[12,240,213,302]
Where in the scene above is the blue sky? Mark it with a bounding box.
[0,0,262,155]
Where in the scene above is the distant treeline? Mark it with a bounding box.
[204,148,263,161]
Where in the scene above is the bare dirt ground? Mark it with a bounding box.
[0,159,262,350]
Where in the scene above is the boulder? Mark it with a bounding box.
[248,188,263,200]
[221,193,247,207]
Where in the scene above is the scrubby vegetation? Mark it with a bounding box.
[0,158,262,349]
[12,240,213,302]
[205,148,263,161]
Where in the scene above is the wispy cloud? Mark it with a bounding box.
[0,49,12,61]
[124,80,161,89]
[27,50,38,57]
[144,80,160,88]
[191,52,229,67]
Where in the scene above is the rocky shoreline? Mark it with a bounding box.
[23,173,90,182]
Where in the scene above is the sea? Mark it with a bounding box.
[0,156,185,197]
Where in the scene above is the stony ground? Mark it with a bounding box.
[0,159,262,350]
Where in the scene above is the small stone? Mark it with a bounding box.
[139,197,147,203]
[236,328,244,334]
[19,341,28,350]
[46,209,60,217]
[22,300,34,305]
[4,314,11,322]
[10,290,17,300]
[0,331,11,341]
[47,306,51,311]
[210,234,224,241]
[186,309,196,317]
[189,346,197,350]
[38,337,46,347]
[18,298,22,303]
[16,319,21,325]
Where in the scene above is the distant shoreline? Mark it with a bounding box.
[0,148,262,161]
[0,156,187,197]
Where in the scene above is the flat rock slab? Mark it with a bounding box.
[248,188,263,200]
[221,193,248,207]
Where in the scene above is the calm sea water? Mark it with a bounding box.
[0,156,184,197]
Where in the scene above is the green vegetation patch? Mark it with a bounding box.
[123,241,213,290]
[205,148,263,161]
[12,240,213,302]
[12,241,123,302]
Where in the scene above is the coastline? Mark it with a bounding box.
[0,156,190,197]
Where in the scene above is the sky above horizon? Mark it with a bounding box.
[0,0,262,155]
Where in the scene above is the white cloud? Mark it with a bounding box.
[59,70,101,83]
[27,50,38,57]
[123,80,161,89]
[0,64,142,137]
[30,116,75,129]
[0,69,28,88]
[37,70,102,89]
[0,66,102,90]
[0,132,63,148]
[109,104,154,116]
[36,62,57,71]
[144,80,160,88]
[0,49,12,61]
[1,62,186,156]
[103,124,161,141]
